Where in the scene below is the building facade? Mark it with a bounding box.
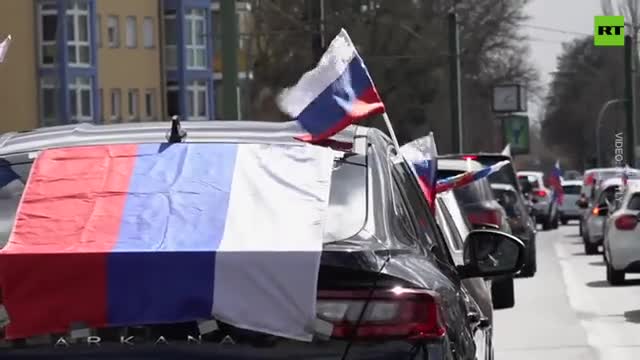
[0,0,252,133]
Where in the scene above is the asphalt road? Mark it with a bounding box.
[494,222,640,360]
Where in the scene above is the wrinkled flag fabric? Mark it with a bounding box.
[0,143,335,341]
[0,35,11,63]
[436,160,510,194]
[550,160,563,205]
[277,28,385,142]
[400,133,438,212]
[501,144,511,157]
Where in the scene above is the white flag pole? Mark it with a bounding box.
[0,35,12,63]
[382,112,401,153]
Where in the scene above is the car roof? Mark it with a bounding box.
[438,158,483,171]
[517,171,543,177]
[0,121,372,156]
[626,179,640,191]
[600,177,623,188]
[489,183,515,191]
[562,180,583,186]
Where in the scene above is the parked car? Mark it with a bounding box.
[603,179,640,285]
[578,177,623,255]
[0,121,525,359]
[559,180,583,225]
[564,170,582,181]
[489,183,537,278]
[437,158,517,309]
[517,171,559,230]
[438,153,537,278]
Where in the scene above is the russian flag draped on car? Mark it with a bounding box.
[400,133,438,211]
[0,143,334,341]
[277,29,385,142]
[550,160,563,205]
[436,160,510,194]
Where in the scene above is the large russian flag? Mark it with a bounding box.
[435,160,510,194]
[277,28,385,142]
[0,143,334,341]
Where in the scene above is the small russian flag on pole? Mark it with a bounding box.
[277,29,386,142]
[401,133,438,212]
[435,160,510,194]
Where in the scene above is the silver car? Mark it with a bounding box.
[517,171,559,230]
[580,177,623,255]
[559,180,582,225]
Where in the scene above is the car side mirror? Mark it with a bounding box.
[595,206,609,216]
[576,199,589,209]
[458,229,525,279]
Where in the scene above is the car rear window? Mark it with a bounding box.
[474,157,520,190]
[438,170,495,204]
[628,193,640,210]
[562,185,581,195]
[518,175,540,189]
[0,153,368,247]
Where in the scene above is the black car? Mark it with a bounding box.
[439,154,537,279]
[0,121,524,359]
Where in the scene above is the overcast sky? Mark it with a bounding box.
[524,0,602,120]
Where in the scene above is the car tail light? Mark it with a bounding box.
[592,207,600,216]
[461,155,478,160]
[534,189,547,197]
[615,215,638,230]
[467,209,501,227]
[316,288,446,340]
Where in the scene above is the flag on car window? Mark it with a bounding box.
[0,159,21,188]
[400,133,438,212]
[435,160,510,194]
[622,165,630,186]
[0,35,11,63]
[276,29,385,142]
[550,160,563,205]
[0,143,334,341]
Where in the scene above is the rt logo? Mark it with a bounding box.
[594,16,625,46]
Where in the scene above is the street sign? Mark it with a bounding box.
[492,84,527,113]
[502,115,529,155]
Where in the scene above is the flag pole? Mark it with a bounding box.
[382,112,401,153]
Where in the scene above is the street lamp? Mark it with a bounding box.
[596,98,627,167]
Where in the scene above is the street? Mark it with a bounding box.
[495,222,640,360]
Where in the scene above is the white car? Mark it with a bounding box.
[559,180,582,225]
[582,177,623,254]
[603,179,640,285]
[517,171,559,230]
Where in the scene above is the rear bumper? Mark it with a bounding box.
[607,235,640,271]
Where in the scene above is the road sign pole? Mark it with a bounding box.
[448,12,463,153]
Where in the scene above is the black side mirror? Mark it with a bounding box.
[458,229,526,279]
[576,199,589,209]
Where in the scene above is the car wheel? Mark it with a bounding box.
[585,242,599,255]
[579,220,583,236]
[551,214,559,229]
[561,218,568,225]
[491,277,515,309]
[542,216,552,231]
[518,239,537,278]
[606,262,625,285]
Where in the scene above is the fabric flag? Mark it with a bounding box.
[436,160,510,194]
[584,173,595,186]
[0,35,11,63]
[550,160,564,205]
[400,133,438,212]
[501,144,511,157]
[622,165,630,186]
[0,143,335,341]
[0,159,21,188]
[276,28,385,142]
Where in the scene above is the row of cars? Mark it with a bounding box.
[572,168,640,285]
[0,121,537,359]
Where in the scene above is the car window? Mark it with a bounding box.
[0,152,368,247]
[598,186,619,206]
[562,185,581,195]
[493,188,518,217]
[390,179,419,245]
[436,198,464,251]
[438,170,494,204]
[627,193,640,210]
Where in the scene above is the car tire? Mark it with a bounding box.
[518,239,537,278]
[491,277,515,309]
[561,218,568,225]
[579,220,583,236]
[542,216,552,231]
[606,262,625,285]
[585,242,599,255]
[551,213,559,229]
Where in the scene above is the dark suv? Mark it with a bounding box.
[0,121,524,359]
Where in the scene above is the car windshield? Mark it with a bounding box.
[438,170,495,204]
[0,152,368,247]
[628,193,640,210]
[562,185,581,195]
[518,174,540,189]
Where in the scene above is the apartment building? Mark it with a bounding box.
[0,0,230,133]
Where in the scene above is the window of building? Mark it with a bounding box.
[128,89,139,120]
[187,80,208,120]
[143,17,154,48]
[96,14,102,47]
[166,81,179,117]
[126,16,137,48]
[110,89,121,121]
[66,0,91,66]
[164,11,177,68]
[185,9,207,69]
[69,76,93,122]
[107,15,119,48]
[144,89,156,119]
[40,77,58,126]
[38,3,58,66]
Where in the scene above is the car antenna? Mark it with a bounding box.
[167,115,186,143]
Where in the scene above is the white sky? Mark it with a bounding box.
[524,0,602,121]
